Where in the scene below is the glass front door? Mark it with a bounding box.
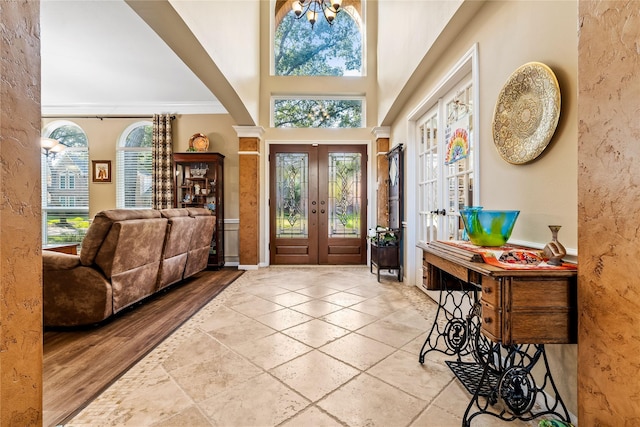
[270,144,367,265]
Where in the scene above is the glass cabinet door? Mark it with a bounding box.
[173,152,225,268]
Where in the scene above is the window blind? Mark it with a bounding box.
[116,147,153,209]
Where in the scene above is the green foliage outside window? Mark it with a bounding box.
[48,125,88,148]
[274,98,362,128]
[273,9,363,129]
[275,10,362,76]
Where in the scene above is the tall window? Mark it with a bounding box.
[272,2,364,128]
[41,121,90,246]
[116,122,153,209]
[274,3,363,76]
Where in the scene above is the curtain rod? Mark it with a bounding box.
[42,115,176,120]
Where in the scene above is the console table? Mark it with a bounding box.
[419,241,577,426]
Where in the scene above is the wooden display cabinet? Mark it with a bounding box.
[173,152,225,268]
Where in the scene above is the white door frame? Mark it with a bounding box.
[404,43,480,289]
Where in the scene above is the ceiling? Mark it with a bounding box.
[40,0,227,117]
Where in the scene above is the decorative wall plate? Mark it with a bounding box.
[492,62,561,164]
[188,133,210,152]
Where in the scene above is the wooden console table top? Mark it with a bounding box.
[425,240,577,279]
[43,243,79,255]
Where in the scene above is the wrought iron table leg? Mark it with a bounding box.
[460,344,573,426]
[419,270,478,363]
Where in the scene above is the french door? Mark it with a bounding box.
[418,77,476,245]
[270,144,367,265]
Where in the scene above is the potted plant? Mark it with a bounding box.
[369,226,399,246]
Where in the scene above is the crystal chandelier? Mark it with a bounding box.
[292,0,343,28]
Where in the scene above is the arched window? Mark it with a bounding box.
[41,121,90,246]
[116,121,153,209]
[273,1,364,128]
[274,1,363,76]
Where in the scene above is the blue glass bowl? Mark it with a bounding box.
[459,207,520,247]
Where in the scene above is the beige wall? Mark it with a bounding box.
[388,0,579,416]
[392,0,578,251]
[376,0,464,122]
[41,114,241,264]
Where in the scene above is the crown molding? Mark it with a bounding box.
[371,126,391,139]
[41,101,228,116]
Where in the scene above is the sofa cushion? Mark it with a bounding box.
[80,209,162,266]
[157,209,196,289]
[160,208,190,219]
[95,218,168,278]
[186,207,212,217]
[93,217,168,313]
[184,209,215,278]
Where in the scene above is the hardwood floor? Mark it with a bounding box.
[43,268,243,427]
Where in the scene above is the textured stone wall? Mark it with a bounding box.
[238,137,260,267]
[577,1,640,423]
[0,1,43,425]
[376,138,390,227]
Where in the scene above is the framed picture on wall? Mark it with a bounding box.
[92,160,112,183]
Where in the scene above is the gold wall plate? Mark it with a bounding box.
[492,62,561,164]
[188,133,210,152]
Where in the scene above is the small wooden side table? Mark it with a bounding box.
[43,243,78,255]
[369,228,402,282]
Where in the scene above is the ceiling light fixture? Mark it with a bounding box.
[41,137,66,158]
[292,0,342,29]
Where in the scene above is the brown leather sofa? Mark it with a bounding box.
[43,208,215,327]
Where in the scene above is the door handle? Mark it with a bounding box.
[321,209,325,214]
[430,209,446,216]
[312,209,317,214]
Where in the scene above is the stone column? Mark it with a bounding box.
[0,2,43,424]
[372,127,390,227]
[577,3,640,424]
[234,126,264,270]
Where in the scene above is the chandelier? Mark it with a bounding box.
[292,0,343,28]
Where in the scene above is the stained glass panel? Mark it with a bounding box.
[328,152,361,238]
[275,153,309,238]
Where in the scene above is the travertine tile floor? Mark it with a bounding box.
[66,267,539,427]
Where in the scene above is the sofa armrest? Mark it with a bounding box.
[43,251,81,270]
[43,263,113,327]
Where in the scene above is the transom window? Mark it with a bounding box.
[116,121,153,209]
[273,96,364,128]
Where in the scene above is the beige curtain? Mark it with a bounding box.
[152,114,174,209]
